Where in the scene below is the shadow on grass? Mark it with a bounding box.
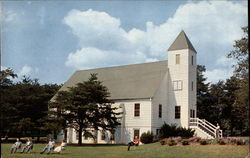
[68,143,126,147]
[16,151,72,155]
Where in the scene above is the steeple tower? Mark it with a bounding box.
[168,30,196,53]
[167,31,197,128]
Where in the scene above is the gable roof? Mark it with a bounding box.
[56,61,167,100]
[168,31,197,53]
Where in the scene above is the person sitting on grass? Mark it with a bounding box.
[127,136,140,151]
[10,138,22,154]
[54,140,67,154]
[40,138,55,155]
[21,138,33,153]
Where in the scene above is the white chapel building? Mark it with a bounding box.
[56,31,221,144]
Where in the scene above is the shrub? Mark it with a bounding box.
[160,138,168,145]
[160,140,165,145]
[236,139,245,145]
[217,139,226,145]
[173,136,182,142]
[200,139,207,145]
[189,136,201,143]
[182,139,189,145]
[140,131,154,144]
[158,122,195,139]
[168,139,177,146]
[227,137,237,144]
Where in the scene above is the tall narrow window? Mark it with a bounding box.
[101,130,106,140]
[76,131,79,140]
[159,104,162,118]
[191,55,194,65]
[176,54,180,64]
[191,81,194,91]
[134,103,140,117]
[190,109,196,118]
[110,130,115,141]
[175,106,181,119]
[64,129,68,141]
[84,131,88,140]
[156,129,160,136]
[134,129,140,138]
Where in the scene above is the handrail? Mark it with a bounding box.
[196,119,215,137]
[203,119,216,129]
[190,118,223,138]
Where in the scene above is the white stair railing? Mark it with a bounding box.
[190,118,223,138]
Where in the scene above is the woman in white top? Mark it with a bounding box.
[54,140,67,153]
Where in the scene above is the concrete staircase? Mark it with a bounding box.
[190,118,222,139]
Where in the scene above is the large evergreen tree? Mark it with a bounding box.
[227,26,249,135]
[0,74,60,140]
[50,73,120,145]
[196,65,213,121]
[0,68,17,154]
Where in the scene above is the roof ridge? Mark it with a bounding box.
[77,60,167,72]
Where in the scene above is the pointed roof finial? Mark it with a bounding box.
[168,31,196,53]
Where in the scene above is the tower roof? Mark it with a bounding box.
[168,31,197,53]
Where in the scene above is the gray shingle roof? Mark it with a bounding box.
[168,31,197,53]
[57,61,168,100]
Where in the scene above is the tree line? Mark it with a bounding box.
[0,72,120,145]
[0,73,61,141]
[197,26,249,136]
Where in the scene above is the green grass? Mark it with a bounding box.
[1,143,249,158]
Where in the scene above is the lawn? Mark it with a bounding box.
[1,143,249,158]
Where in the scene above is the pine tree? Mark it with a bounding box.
[51,73,120,145]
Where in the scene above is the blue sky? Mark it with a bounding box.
[1,0,248,84]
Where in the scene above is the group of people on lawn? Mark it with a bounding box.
[10,136,139,154]
[10,138,66,154]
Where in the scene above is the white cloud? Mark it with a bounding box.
[216,56,236,68]
[64,1,247,82]
[3,10,17,22]
[18,65,38,77]
[1,66,7,71]
[203,56,236,83]
[19,65,32,76]
[65,47,150,69]
[204,68,234,84]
